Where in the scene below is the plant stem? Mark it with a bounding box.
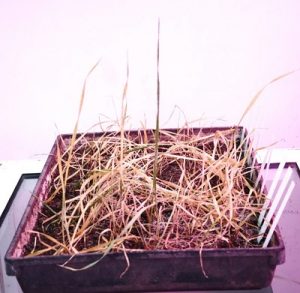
[153,19,160,204]
[120,54,129,196]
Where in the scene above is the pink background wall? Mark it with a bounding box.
[0,0,300,160]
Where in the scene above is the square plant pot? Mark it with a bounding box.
[5,127,285,292]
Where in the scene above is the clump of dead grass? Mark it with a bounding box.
[24,22,270,260]
[25,125,266,259]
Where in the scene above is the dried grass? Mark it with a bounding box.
[27,126,266,260]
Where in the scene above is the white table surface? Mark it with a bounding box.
[0,159,45,219]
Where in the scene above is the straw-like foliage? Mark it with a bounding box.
[25,126,266,260]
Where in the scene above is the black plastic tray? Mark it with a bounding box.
[4,128,286,292]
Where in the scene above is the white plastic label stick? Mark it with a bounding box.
[258,167,292,243]
[254,151,271,189]
[258,161,285,227]
[262,181,295,248]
